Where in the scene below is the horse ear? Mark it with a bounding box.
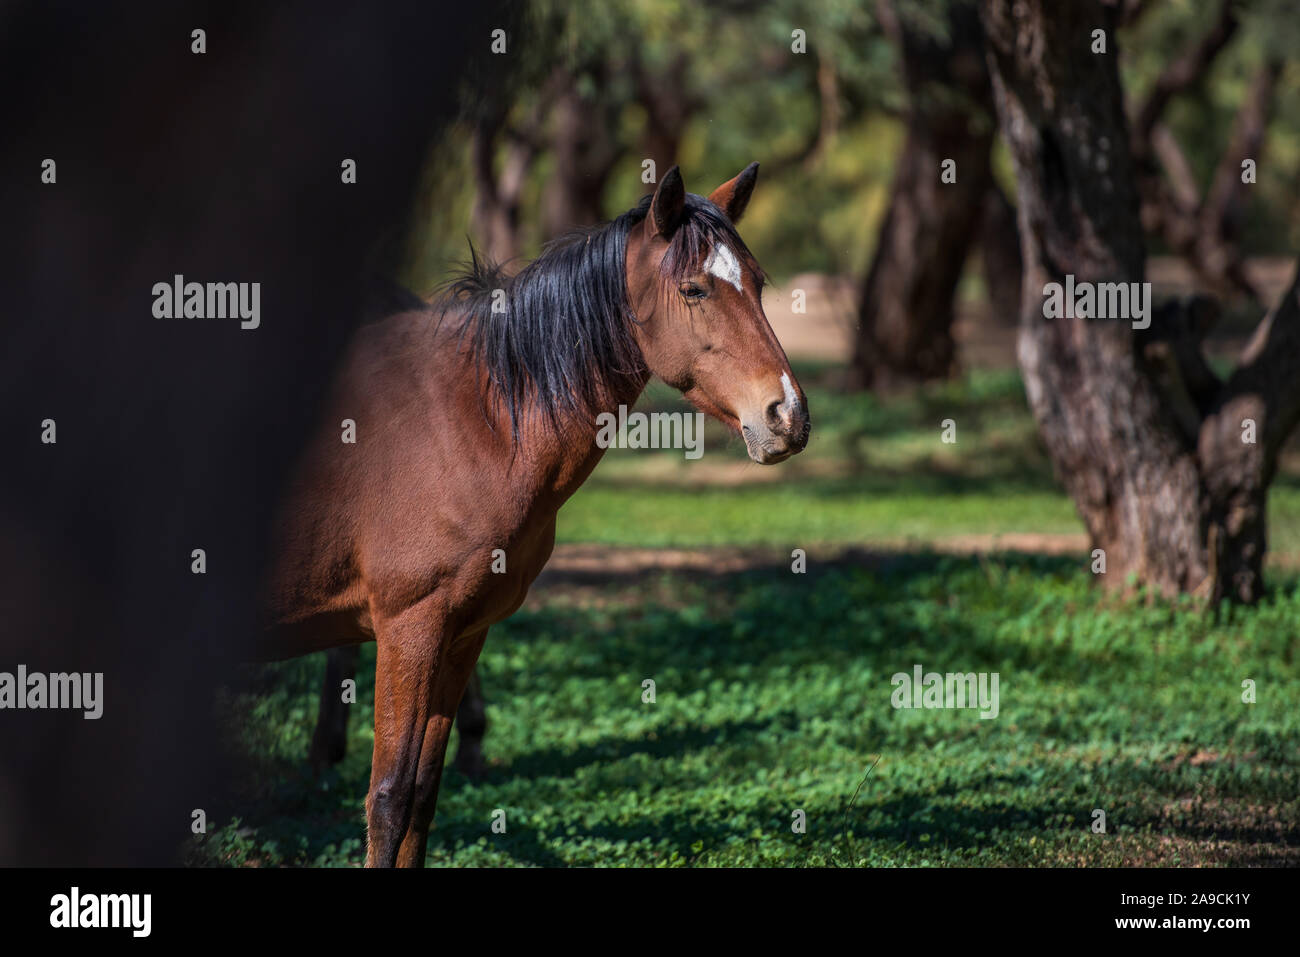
[649,166,686,238]
[707,162,759,224]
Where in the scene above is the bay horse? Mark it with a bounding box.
[263,163,810,867]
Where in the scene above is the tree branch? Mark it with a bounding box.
[1201,59,1281,245]
[762,51,838,177]
[1222,261,1300,475]
[1131,0,1238,155]
[1138,64,1277,303]
[1150,123,1200,214]
[1142,295,1223,430]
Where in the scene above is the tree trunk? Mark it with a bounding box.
[469,78,556,264]
[849,0,998,390]
[470,109,532,263]
[634,52,697,173]
[979,181,1023,325]
[979,0,1300,602]
[1197,268,1300,600]
[541,66,623,238]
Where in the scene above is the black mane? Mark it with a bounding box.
[436,192,755,438]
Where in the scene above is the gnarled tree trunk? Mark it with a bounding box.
[979,0,1300,602]
[850,0,1000,390]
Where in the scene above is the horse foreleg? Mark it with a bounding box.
[396,629,487,868]
[364,598,445,868]
[309,645,360,771]
[452,664,487,781]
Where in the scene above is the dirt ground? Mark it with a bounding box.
[529,538,1092,611]
[543,535,1090,580]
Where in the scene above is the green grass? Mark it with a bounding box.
[561,483,1081,545]
[196,555,1300,867]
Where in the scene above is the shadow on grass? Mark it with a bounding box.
[510,550,1134,681]
[209,549,1298,866]
[501,716,780,782]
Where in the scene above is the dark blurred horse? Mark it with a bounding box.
[0,0,501,865]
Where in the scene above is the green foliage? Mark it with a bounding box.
[1122,0,1300,252]
[397,0,1299,291]
[400,0,900,286]
[196,557,1300,867]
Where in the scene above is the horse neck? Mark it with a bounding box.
[510,356,651,500]
[557,360,651,452]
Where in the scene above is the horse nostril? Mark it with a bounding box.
[765,400,784,429]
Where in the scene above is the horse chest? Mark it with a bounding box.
[451,514,557,635]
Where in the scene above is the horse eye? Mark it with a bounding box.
[681,283,707,301]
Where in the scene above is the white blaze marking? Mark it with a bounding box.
[704,242,743,292]
[781,372,799,411]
